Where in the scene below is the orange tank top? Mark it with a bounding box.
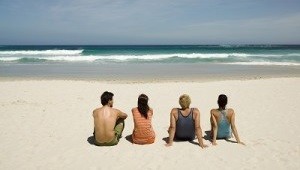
[132,108,155,144]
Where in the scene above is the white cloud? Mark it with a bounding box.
[166,13,300,44]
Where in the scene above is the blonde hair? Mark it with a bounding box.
[179,94,191,109]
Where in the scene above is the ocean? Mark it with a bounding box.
[1,45,300,80]
[1,45,300,65]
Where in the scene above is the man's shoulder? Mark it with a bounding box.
[93,107,101,113]
[112,107,121,112]
[111,108,124,116]
[93,107,102,117]
[93,107,101,111]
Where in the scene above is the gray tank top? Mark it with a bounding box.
[175,108,195,140]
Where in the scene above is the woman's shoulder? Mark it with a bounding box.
[132,107,139,113]
[227,108,235,115]
[227,108,234,111]
[149,107,153,111]
[210,108,219,113]
[190,108,200,115]
[191,107,200,112]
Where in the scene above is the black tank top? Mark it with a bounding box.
[175,108,195,140]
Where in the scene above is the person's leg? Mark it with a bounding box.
[114,118,125,140]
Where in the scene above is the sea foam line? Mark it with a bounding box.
[0,53,299,63]
[0,50,83,56]
[0,53,238,62]
[226,62,300,66]
[0,53,229,61]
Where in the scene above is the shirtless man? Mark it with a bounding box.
[93,91,127,146]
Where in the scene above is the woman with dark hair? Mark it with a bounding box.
[210,94,245,145]
[131,94,155,144]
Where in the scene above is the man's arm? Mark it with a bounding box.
[92,110,96,135]
[211,110,218,145]
[117,109,128,119]
[92,109,97,118]
[230,109,245,145]
[165,108,176,147]
[194,108,208,148]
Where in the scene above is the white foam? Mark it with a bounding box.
[80,53,249,60]
[0,50,83,56]
[41,56,98,62]
[0,57,20,61]
[1,53,299,66]
[225,62,300,66]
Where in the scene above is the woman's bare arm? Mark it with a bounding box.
[230,109,245,145]
[211,110,218,145]
[165,108,176,147]
[194,108,208,148]
[210,110,218,145]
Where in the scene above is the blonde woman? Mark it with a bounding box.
[165,94,208,148]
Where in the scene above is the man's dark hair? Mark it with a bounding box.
[218,94,228,110]
[101,91,114,105]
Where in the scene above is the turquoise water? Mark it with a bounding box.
[0,45,300,65]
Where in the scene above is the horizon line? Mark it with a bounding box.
[1,44,300,46]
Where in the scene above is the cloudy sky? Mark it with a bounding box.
[1,0,300,45]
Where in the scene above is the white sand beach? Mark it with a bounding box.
[1,78,300,169]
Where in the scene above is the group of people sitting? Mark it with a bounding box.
[92,91,245,147]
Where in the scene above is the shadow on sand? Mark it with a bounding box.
[204,130,237,143]
[162,136,201,146]
[125,134,133,143]
[87,136,95,145]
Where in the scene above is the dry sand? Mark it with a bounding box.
[0,78,299,169]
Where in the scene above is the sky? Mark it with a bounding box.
[0,0,300,45]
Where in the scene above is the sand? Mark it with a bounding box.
[0,78,300,169]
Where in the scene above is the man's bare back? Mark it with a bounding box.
[93,91,127,146]
[93,106,122,143]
